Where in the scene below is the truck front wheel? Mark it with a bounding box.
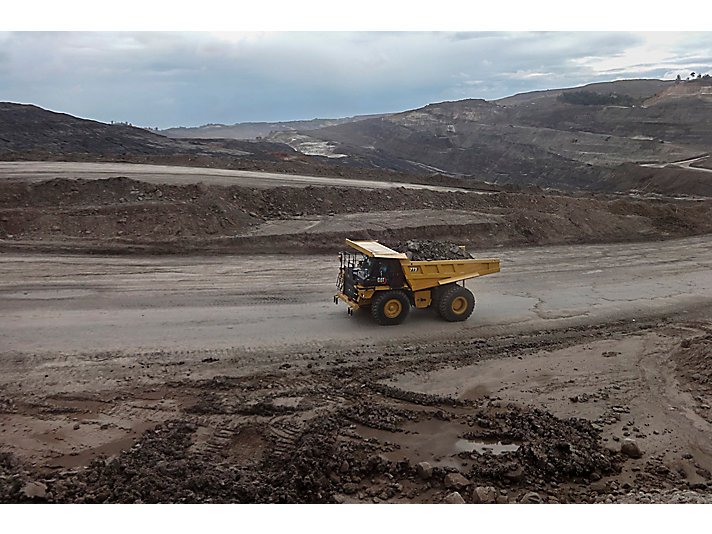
[438,285,475,322]
[371,290,410,326]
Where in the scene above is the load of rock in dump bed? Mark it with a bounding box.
[387,240,473,261]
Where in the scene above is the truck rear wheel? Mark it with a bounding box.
[438,285,475,322]
[371,290,410,326]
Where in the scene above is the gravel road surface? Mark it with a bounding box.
[2,235,710,354]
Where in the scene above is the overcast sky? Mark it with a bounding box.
[1,31,711,129]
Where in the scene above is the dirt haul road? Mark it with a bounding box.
[0,161,472,193]
[1,236,712,504]
[2,236,711,354]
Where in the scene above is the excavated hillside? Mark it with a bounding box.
[268,79,712,194]
[496,79,674,106]
[0,102,301,162]
[4,78,712,196]
[0,103,492,192]
[643,78,712,106]
[161,114,388,140]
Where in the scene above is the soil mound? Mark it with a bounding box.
[672,334,712,422]
[605,163,712,197]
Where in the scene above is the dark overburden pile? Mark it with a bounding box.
[387,239,473,261]
[0,399,630,503]
[0,451,27,502]
[462,406,621,484]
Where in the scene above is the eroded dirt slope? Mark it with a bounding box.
[1,175,710,255]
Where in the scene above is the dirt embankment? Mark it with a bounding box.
[1,176,711,255]
[672,333,712,424]
[606,163,712,197]
[692,157,712,171]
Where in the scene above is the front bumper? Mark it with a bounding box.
[334,292,360,310]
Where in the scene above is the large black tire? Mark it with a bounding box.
[371,290,410,326]
[437,284,475,322]
[357,302,372,314]
[430,285,444,310]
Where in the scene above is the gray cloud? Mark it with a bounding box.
[0,31,710,128]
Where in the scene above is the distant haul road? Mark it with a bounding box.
[642,154,712,173]
[0,161,472,193]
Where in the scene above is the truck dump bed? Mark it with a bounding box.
[345,239,500,291]
[404,258,500,291]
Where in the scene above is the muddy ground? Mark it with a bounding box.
[1,236,712,504]
[2,312,712,503]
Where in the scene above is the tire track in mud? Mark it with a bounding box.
[202,425,242,457]
[169,319,655,462]
[268,422,304,458]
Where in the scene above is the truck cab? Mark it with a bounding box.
[354,256,405,288]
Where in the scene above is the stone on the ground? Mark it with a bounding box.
[21,481,47,499]
[343,482,359,494]
[416,461,433,480]
[443,491,466,504]
[472,486,498,504]
[444,472,471,490]
[521,491,543,504]
[621,439,643,458]
[589,480,609,494]
[504,465,524,482]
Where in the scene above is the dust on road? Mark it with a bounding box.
[1,235,710,353]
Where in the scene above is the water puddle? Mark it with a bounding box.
[354,417,521,470]
[272,396,303,408]
[454,439,520,455]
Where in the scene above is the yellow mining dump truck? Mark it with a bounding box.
[334,239,500,325]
